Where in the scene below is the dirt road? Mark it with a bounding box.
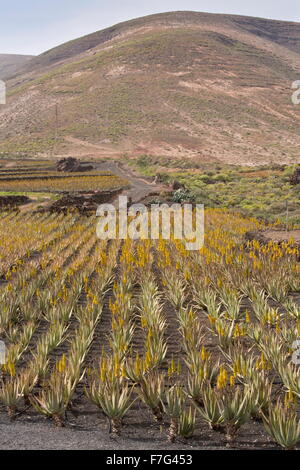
[96,161,164,204]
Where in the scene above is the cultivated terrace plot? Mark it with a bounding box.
[0,209,300,449]
[0,159,128,193]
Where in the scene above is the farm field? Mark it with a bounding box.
[0,159,128,193]
[2,6,300,454]
[0,209,300,450]
[0,174,128,193]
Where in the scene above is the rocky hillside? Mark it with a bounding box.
[1,11,300,165]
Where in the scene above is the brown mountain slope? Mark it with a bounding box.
[0,54,34,80]
[1,11,300,165]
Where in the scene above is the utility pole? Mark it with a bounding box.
[55,104,58,142]
[54,104,58,154]
[51,104,58,157]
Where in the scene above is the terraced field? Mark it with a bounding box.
[0,159,128,193]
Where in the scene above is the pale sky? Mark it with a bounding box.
[1,0,300,56]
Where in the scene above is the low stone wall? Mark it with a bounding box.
[0,195,30,207]
[44,189,122,214]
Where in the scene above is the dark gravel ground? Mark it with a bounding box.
[0,397,281,451]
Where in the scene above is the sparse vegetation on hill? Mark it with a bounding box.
[130,156,300,224]
[1,11,300,163]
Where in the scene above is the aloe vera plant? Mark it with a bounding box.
[178,407,196,438]
[137,372,165,422]
[164,385,185,442]
[0,379,24,419]
[219,387,250,443]
[86,377,135,435]
[277,359,300,399]
[263,400,300,450]
[247,372,273,419]
[194,384,224,431]
[30,373,67,427]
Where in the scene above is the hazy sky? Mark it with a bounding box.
[1,0,300,55]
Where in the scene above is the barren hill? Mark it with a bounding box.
[1,11,300,165]
[0,54,34,80]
